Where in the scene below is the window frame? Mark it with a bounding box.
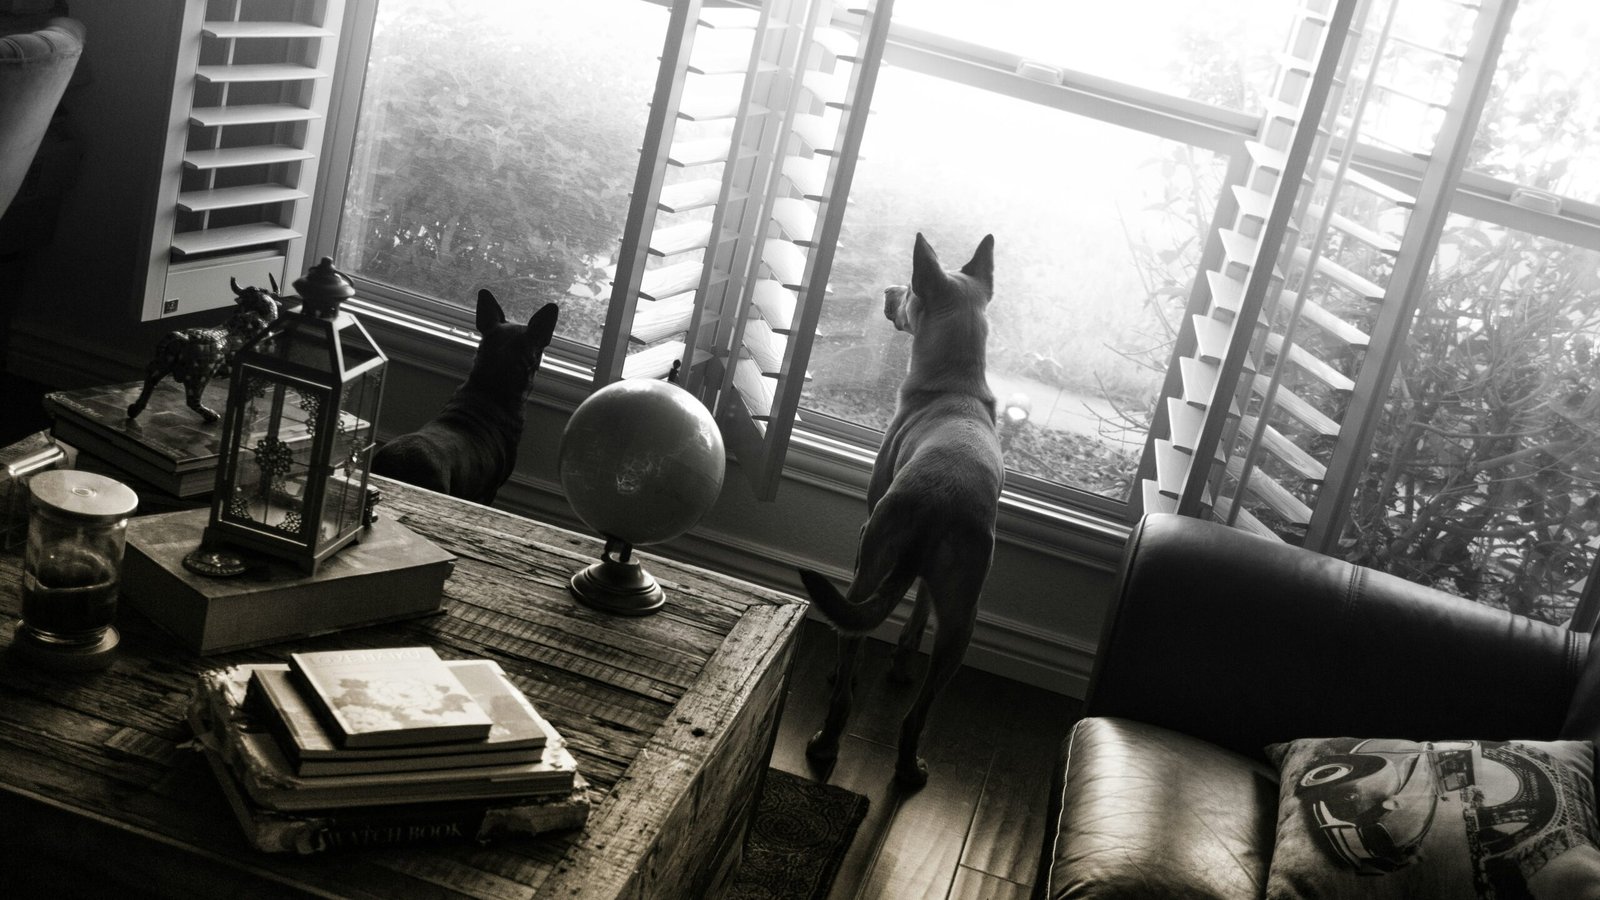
[307,0,1600,555]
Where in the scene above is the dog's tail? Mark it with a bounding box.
[798,564,917,635]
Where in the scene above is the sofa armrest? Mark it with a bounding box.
[1085,514,1586,761]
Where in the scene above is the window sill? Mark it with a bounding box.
[354,299,1131,571]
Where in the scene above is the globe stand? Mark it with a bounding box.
[569,537,665,617]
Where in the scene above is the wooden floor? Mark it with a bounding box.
[771,617,1082,900]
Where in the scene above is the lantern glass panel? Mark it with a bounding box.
[323,360,383,546]
[261,317,339,373]
[219,367,325,544]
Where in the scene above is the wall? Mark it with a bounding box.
[7,0,186,355]
[5,0,1125,697]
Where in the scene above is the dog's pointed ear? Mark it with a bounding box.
[911,232,944,301]
[960,235,994,289]
[526,303,560,348]
[475,289,507,335]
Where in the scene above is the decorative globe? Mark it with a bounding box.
[558,378,726,615]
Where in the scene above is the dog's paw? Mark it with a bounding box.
[805,731,840,781]
[805,730,840,764]
[894,756,930,791]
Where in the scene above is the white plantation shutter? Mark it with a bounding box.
[140,0,344,321]
[1140,0,1519,549]
[600,0,894,500]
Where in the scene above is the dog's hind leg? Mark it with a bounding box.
[895,552,987,790]
[890,582,932,683]
[799,535,917,776]
[805,631,864,777]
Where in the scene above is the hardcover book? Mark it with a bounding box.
[248,661,553,776]
[191,665,580,813]
[198,745,590,854]
[122,507,457,655]
[288,646,495,749]
[44,380,314,498]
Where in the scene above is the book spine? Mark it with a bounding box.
[285,665,352,752]
[254,793,590,854]
[48,419,187,495]
[297,806,497,852]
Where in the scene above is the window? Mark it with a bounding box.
[889,0,1287,113]
[312,0,1600,620]
[1467,0,1600,202]
[1351,217,1600,625]
[805,64,1227,502]
[331,0,669,345]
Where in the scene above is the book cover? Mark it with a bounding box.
[122,507,456,655]
[249,661,552,775]
[192,665,580,813]
[48,417,212,498]
[45,380,316,498]
[288,646,495,749]
[199,745,590,854]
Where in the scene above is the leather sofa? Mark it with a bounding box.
[1035,512,1597,899]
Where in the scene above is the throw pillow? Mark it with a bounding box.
[1264,737,1600,900]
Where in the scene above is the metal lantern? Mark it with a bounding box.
[191,258,385,575]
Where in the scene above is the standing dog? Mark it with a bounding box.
[799,233,1004,789]
[372,290,558,505]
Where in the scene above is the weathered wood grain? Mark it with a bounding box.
[0,475,805,899]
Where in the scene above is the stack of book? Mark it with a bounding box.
[45,380,303,499]
[189,645,590,853]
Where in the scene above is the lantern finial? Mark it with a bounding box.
[294,257,356,318]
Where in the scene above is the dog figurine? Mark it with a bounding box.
[798,233,1004,789]
[372,290,559,505]
[126,276,283,423]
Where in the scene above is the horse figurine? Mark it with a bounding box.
[126,276,284,423]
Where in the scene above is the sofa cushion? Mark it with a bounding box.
[1264,737,1600,899]
[1041,717,1277,900]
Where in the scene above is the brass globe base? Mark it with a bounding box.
[568,539,665,617]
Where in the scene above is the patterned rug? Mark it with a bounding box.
[726,768,870,900]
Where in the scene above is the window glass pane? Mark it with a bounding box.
[805,65,1226,501]
[1340,0,1477,158]
[1467,0,1600,203]
[1348,216,1600,625]
[335,0,667,344]
[890,0,1287,111]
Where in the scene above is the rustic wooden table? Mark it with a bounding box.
[0,475,805,899]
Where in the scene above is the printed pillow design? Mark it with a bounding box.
[1264,737,1600,899]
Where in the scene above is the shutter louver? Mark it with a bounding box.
[1140,0,1518,553]
[600,0,894,501]
[140,0,343,320]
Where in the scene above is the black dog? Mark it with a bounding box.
[372,290,558,505]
